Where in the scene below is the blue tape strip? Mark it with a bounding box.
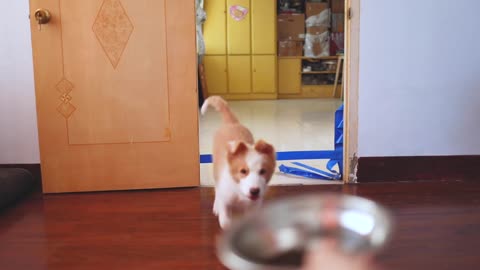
[337,119,344,129]
[279,161,341,180]
[291,161,339,179]
[279,164,334,180]
[199,150,343,164]
[336,134,343,145]
[200,154,212,163]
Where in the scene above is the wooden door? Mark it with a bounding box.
[278,58,301,94]
[252,55,276,93]
[251,0,276,54]
[204,56,228,94]
[226,0,250,54]
[204,0,226,55]
[227,55,251,93]
[29,0,199,193]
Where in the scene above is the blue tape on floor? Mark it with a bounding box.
[279,162,341,180]
[200,150,342,164]
[279,164,334,180]
[291,161,339,179]
[200,154,213,163]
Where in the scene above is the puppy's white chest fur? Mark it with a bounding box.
[216,168,258,207]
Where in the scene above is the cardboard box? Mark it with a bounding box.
[332,13,344,33]
[331,0,345,13]
[306,25,329,35]
[278,40,303,56]
[277,14,305,41]
[306,2,329,18]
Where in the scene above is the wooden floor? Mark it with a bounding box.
[1,182,480,269]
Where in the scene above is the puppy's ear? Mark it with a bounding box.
[254,140,275,158]
[227,141,248,156]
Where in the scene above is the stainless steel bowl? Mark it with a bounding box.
[217,193,393,270]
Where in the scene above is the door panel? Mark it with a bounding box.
[61,0,169,144]
[204,56,228,94]
[204,0,226,55]
[252,55,276,93]
[29,0,199,193]
[278,58,301,94]
[228,55,251,93]
[226,0,250,54]
[251,0,276,54]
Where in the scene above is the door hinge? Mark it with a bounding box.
[347,8,353,20]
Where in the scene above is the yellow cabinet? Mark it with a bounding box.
[278,58,301,94]
[251,1,276,54]
[252,55,276,93]
[228,56,251,93]
[204,56,228,94]
[204,0,226,55]
[226,0,251,54]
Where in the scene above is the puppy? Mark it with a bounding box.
[201,96,276,229]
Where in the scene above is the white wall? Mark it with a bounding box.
[358,0,480,157]
[0,1,40,164]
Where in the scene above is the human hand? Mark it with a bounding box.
[302,240,378,270]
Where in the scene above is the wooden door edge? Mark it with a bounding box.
[343,0,360,184]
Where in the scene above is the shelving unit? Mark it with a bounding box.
[301,71,337,74]
[201,0,345,100]
[276,0,345,100]
[301,56,340,60]
[278,55,343,99]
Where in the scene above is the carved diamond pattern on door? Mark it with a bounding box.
[57,0,170,145]
[92,0,134,68]
[56,78,76,119]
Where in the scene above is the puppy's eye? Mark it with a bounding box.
[259,169,266,175]
[240,169,247,175]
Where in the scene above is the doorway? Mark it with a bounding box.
[197,0,353,186]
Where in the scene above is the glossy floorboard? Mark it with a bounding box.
[1,182,480,269]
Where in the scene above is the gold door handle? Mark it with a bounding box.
[34,9,51,25]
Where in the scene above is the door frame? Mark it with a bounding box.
[343,0,360,183]
[199,0,360,183]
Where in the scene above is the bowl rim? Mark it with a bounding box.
[217,193,394,270]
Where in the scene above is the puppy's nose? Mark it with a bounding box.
[250,187,260,196]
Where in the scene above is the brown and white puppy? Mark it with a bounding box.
[201,96,276,229]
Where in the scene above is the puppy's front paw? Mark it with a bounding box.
[213,199,220,216]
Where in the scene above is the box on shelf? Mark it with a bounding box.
[306,25,329,35]
[331,0,345,13]
[278,40,304,56]
[306,2,329,19]
[332,13,344,33]
[277,14,305,41]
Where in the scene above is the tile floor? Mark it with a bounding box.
[199,99,343,186]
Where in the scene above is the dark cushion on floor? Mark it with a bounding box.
[0,168,35,210]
